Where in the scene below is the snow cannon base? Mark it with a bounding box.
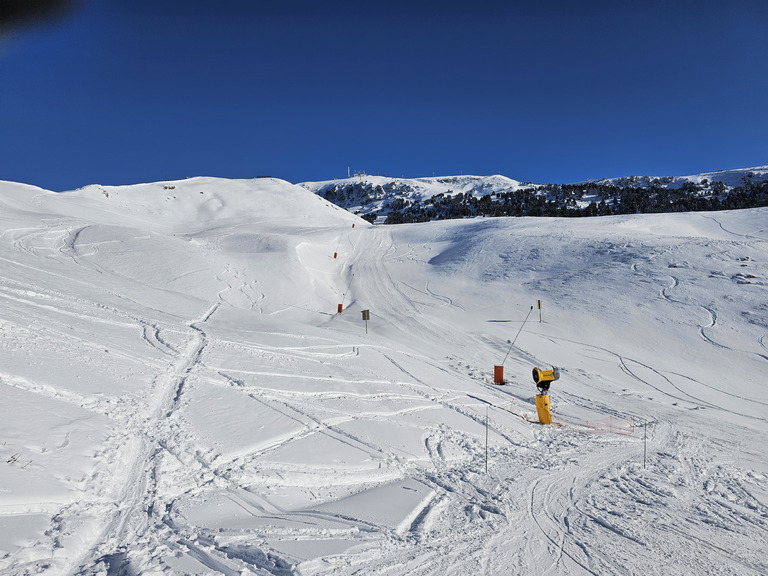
[536,394,552,425]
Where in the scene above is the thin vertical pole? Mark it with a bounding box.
[485,407,489,474]
[643,420,647,469]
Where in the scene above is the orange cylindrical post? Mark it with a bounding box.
[334,252,338,259]
[337,303,343,314]
[493,365,504,384]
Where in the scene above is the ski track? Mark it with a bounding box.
[70,306,213,575]
[657,272,730,351]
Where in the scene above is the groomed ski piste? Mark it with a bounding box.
[1,176,766,575]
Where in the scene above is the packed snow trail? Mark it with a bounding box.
[74,311,211,575]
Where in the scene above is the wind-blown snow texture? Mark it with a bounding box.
[1,176,767,575]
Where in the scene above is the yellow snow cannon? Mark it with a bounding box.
[532,366,559,425]
[532,367,559,391]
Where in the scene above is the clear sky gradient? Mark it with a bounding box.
[1,0,767,191]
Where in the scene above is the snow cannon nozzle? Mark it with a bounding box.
[532,366,559,394]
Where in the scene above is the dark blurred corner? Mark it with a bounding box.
[0,0,81,35]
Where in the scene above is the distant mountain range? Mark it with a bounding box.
[300,166,768,224]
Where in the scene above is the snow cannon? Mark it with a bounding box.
[532,366,559,425]
[532,366,559,394]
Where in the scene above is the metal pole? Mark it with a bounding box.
[501,306,534,366]
[485,406,489,474]
[643,420,647,469]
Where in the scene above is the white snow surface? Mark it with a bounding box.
[593,164,768,189]
[656,164,768,188]
[1,176,767,575]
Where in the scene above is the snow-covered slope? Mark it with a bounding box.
[596,164,768,189]
[1,176,767,575]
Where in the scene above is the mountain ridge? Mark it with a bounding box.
[301,165,768,223]
[4,164,768,224]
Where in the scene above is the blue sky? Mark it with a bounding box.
[1,0,767,191]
